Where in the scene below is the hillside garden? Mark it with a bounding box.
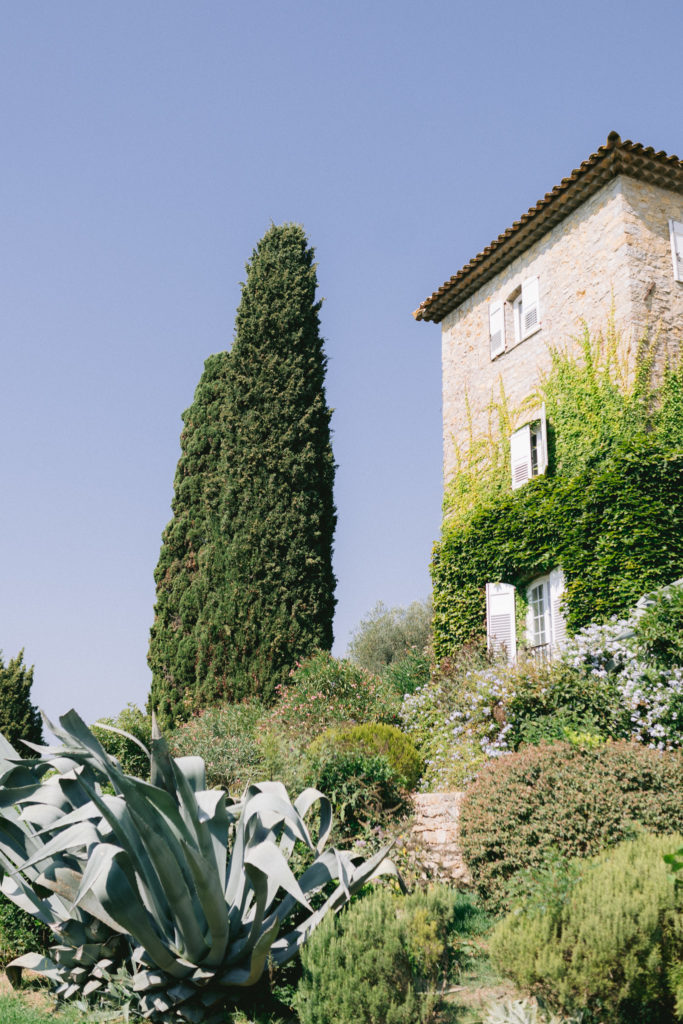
[0,583,683,1023]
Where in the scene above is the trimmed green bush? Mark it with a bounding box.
[294,885,486,1024]
[307,723,423,791]
[490,832,683,1023]
[460,740,683,911]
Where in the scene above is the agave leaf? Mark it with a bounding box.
[179,840,231,967]
[1,869,65,926]
[194,790,230,881]
[6,952,62,988]
[219,916,279,987]
[244,830,312,915]
[224,860,270,967]
[124,804,209,964]
[174,757,206,793]
[19,820,102,872]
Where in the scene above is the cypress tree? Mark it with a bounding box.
[147,352,233,728]
[0,650,43,750]
[148,224,336,726]
[219,223,336,703]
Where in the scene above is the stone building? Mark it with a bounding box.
[415,133,683,657]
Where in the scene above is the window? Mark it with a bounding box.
[525,569,567,655]
[489,276,541,361]
[510,404,548,489]
[670,219,683,282]
[508,276,541,346]
[485,570,566,661]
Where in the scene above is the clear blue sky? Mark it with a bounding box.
[1,0,681,727]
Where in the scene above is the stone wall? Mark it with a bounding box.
[440,176,683,481]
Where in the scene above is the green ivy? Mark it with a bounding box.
[432,324,683,658]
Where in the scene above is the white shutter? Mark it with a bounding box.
[521,276,540,337]
[538,402,548,475]
[549,568,567,650]
[489,300,505,358]
[486,583,517,662]
[510,424,532,489]
[670,219,683,283]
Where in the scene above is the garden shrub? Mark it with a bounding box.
[460,740,683,911]
[168,702,265,793]
[307,723,423,791]
[308,751,407,837]
[490,832,683,1023]
[92,702,152,779]
[294,885,486,1024]
[347,599,432,673]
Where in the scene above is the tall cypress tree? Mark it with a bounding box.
[148,224,336,726]
[219,223,336,703]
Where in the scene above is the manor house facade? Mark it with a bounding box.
[415,132,683,658]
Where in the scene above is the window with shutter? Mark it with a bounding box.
[510,405,548,489]
[489,300,505,359]
[486,582,517,662]
[670,219,683,282]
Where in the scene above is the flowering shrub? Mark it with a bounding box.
[400,654,619,790]
[562,580,683,751]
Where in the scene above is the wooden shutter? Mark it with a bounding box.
[549,568,567,649]
[670,219,683,282]
[486,583,517,662]
[489,300,505,358]
[538,402,548,475]
[521,276,540,337]
[510,424,532,489]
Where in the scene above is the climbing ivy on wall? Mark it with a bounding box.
[431,324,683,660]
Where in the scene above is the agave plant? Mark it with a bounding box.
[0,710,401,1022]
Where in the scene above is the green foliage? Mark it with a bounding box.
[432,326,683,658]
[267,651,400,745]
[294,885,484,1024]
[308,751,407,837]
[432,440,683,655]
[634,580,683,671]
[0,651,42,751]
[347,599,432,674]
[91,703,152,779]
[459,740,683,912]
[383,648,431,696]
[490,832,683,1023]
[307,724,423,791]
[149,223,336,727]
[0,712,399,1023]
[0,897,49,967]
[168,702,266,793]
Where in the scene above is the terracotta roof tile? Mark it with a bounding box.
[414,133,683,324]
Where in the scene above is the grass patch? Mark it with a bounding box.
[0,992,89,1023]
